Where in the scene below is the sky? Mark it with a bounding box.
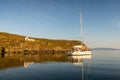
[0,0,120,48]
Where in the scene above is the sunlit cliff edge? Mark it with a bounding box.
[0,32,90,51]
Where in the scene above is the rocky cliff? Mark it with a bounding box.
[0,32,90,51]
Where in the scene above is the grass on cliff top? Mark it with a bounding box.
[0,32,89,51]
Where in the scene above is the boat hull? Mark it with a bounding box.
[67,51,91,56]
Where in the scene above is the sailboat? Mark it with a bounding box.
[67,14,91,56]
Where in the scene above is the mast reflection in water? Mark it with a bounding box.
[68,55,92,80]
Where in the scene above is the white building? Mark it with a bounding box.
[25,36,35,42]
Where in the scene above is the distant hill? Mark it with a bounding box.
[0,32,90,51]
[91,48,120,51]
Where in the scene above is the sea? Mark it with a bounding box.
[0,50,120,80]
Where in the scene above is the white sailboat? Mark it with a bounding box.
[67,14,91,56]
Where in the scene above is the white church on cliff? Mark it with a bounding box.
[25,36,35,42]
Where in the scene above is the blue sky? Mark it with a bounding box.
[0,0,120,48]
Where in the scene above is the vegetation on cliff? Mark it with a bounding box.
[0,32,89,51]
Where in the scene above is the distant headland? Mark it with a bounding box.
[91,48,120,51]
[0,32,90,52]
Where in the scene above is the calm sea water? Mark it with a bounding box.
[0,50,120,80]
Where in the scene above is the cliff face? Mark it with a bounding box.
[0,32,89,51]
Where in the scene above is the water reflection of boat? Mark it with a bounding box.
[24,62,34,68]
[68,55,91,65]
[68,55,91,80]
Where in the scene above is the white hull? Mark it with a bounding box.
[68,50,91,56]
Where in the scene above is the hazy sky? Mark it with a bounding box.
[0,0,120,48]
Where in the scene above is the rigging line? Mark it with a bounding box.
[80,13,90,46]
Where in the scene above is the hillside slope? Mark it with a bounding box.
[0,32,90,51]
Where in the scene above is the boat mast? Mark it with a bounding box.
[80,13,84,47]
[80,13,83,41]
